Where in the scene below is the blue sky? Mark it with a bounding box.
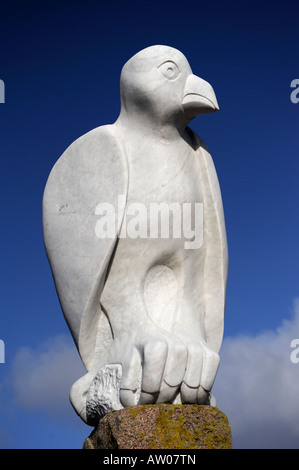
[0,0,298,449]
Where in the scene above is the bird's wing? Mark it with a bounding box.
[42,125,128,370]
[189,128,228,353]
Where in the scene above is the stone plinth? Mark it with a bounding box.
[83,404,232,449]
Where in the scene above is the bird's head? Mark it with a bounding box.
[118,45,219,131]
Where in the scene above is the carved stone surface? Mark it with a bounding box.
[85,364,217,426]
[83,405,232,449]
[86,365,124,425]
[42,45,228,425]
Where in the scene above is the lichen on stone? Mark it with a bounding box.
[83,404,232,449]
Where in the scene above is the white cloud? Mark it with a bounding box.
[214,299,299,448]
[11,335,86,420]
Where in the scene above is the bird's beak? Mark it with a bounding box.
[182,74,219,120]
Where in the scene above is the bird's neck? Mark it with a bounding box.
[115,110,187,144]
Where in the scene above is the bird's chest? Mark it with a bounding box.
[126,140,203,206]
[120,139,204,249]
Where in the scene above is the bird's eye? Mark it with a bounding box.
[158,61,180,80]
